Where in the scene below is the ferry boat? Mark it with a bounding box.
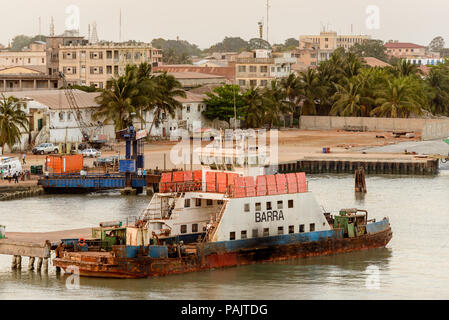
[53,147,393,278]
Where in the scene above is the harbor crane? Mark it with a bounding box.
[58,72,106,150]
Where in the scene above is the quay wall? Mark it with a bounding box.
[299,116,449,140]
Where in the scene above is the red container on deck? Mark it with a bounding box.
[45,154,83,174]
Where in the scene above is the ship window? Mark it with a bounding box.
[252,229,258,238]
[207,199,213,206]
[288,200,294,208]
[278,226,284,235]
[195,198,202,207]
[244,203,250,212]
[255,202,261,211]
[266,202,272,210]
[310,223,315,232]
[181,225,187,234]
[241,230,247,239]
[277,200,283,209]
[184,199,191,208]
[289,225,294,234]
[192,224,198,233]
[217,200,224,205]
[230,232,236,240]
[299,224,305,233]
[263,228,269,237]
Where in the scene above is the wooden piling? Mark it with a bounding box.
[355,167,367,193]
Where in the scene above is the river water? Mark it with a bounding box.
[1,173,449,300]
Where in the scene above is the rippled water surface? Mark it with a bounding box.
[1,173,449,300]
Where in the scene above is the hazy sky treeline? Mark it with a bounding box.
[1,0,446,49]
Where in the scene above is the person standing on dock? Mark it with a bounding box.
[13,173,18,184]
[22,153,26,165]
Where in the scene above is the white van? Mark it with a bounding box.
[0,157,22,179]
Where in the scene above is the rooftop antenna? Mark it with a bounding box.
[266,0,270,43]
[38,16,41,35]
[90,22,99,44]
[119,9,122,42]
[88,24,91,42]
[351,24,353,35]
[258,19,264,39]
[50,16,55,36]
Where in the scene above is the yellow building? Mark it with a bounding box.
[299,31,370,51]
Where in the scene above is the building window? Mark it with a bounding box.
[310,223,315,232]
[230,232,236,240]
[238,65,246,72]
[59,112,64,121]
[249,66,257,72]
[263,228,269,237]
[255,202,261,211]
[249,80,257,87]
[207,199,213,206]
[192,224,198,233]
[241,230,247,239]
[266,202,272,210]
[288,200,294,208]
[289,225,294,234]
[299,224,305,233]
[196,198,201,207]
[260,66,268,73]
[181,225,187,234]
[244,203,250,212]
[106,51,112,59]
[252,229,258,238]
[197,105,201,112]
[260,80,268,87]
[277,200,283,209]
[238,80,246,86]
[186,105,190,113]
[107,66,112,74]
[278,226,284,235]
[184,199,190,208]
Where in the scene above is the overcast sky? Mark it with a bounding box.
[1,0,448,49]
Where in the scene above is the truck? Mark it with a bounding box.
[0,157,22,179]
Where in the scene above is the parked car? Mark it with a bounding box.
[93,156,118,167]
[32,143,59,155]
[82,149,101,158]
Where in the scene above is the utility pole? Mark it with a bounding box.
[119,9,122,42]
[233,81,237,130]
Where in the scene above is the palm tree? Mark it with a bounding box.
[242,87,264,128]
[426,65,449,115]
[392,60,422,77]
[262,80,289,128]
[297,69,328,115]
[371,77,423,118]
[94,71,141,131]
[0,94,28,154]
[330,79,373,116]
[148,72,186,136]
[279,74,301,127]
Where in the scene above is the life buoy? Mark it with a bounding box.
[78,238,87,247]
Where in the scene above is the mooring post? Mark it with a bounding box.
[11,255,17,269]
[43,258,48,272]
[28,257,35,271]
[355,167,367,193]
[16,256,22,269]
[36,258,43,271]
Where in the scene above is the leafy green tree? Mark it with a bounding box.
[151,38,202,64]
[280,73,301,126]
[349,40,389,62]
[261,80,289,128]
[203,85,244,127]
[0,94,28,153]
[10,34,46,51]
[297,68,328,115]
[426,63,449,115]
[429,36,445,52]
[208,37,249,53]
[330,79,373,116]
[391,60,422,77]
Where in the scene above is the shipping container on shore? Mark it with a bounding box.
[46,154,83,174]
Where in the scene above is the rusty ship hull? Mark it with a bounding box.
[53,220,392,279]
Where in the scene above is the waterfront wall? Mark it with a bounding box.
[299,116,449,140]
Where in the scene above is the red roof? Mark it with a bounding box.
[385,42,425,49]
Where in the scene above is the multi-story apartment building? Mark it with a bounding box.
[58,43,163,88]
[299,31,370,51]
[45,32,163,88]
[384,41,427,59]
[0,42,47,71]
[235,50,295,88]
